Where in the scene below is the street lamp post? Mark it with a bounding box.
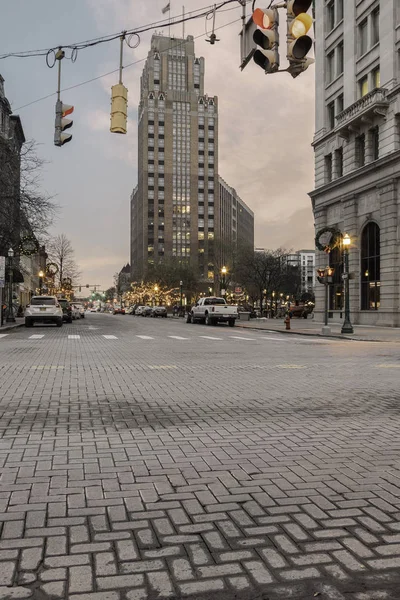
[154,284,158,307]
[6,248,15,323]
[341,233,354,334]
[221,266,227,300]
[38,270,44,295]
[179,280,183,308]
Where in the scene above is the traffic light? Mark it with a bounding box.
[79,286,81,292]
[110,84,128,134]
[86,284,89,288]
[286,0,314,78]
[252,8,279,74]
[54,100,74,147]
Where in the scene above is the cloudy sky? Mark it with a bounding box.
[0,0,315,290]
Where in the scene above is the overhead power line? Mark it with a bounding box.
[13,16,243,112]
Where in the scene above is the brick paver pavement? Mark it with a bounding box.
[0,314,400,599]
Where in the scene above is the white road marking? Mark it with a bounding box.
[199,336,223,340]
[136,335,154,340]
[29,335,44,339]
[277,364,307,369]
[168,336,189,340]
[0,334,9,338]
[103,335,118,339]
[230,336,255,341]
[68,335,80,339]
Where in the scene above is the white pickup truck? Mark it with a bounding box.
[187,297,238,327]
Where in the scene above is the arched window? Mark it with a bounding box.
[329,245,343,310]
[361,222,380,310]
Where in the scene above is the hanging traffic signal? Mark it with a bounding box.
[286,0,314,78]
[110,84,128,134]
[54,100,74,147]
[252,8,279,74]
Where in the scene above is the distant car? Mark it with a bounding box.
[142,306,153,317]
[58,298,73,323]
[25,296,63,328]
[135,305,146,316]
[113,306,125,315]
[90,308,97,313]
[151,306,167,318]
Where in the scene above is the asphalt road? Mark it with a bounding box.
[1,312,400,599]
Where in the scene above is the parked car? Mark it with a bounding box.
[128,304,140,315]
[58,298,73,323]
[113,306,125,315]
[151,306,168,318]
[71,304,81,320]
[74,303,85,318]
[237,305,257,319]
[288,302,314,319]
[25,296,63,328]
[188,297,238,327]
[142,306,153,317]
[135,305,146,316]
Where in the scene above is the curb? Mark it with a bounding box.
[234,323,384,343]
[0,321,25,333]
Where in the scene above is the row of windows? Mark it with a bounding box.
[324,126,379,183]
[326,0,343,32]
[358,8,380,57]
[326,42,343,84]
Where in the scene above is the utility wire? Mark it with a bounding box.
[0,0,249,60]
[13,16,242,112]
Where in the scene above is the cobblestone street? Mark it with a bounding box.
[1,313,400,599]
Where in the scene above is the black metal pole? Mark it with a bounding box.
[6,256,15,323]
[324,280,328,327]
[341,248,354,334]
[180,282,183,308]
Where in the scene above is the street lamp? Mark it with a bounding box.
[341,233,354,334]
[154,284,158,307]
[221,266,227,300]
[179,280,183,308]
[38,270,44,295]
[6,248,15,323]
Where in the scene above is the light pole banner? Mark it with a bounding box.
[0,256,5,288]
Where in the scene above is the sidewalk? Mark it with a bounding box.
[0,317,24,332]
[235,316,400,342]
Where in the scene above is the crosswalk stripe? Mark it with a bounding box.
[103,335,118,339]
[68,335,80,339]
[230,336,255,341]
[136,335,154,340]
[0,334,8,338]
[168,336,189,340]
[29,335,44,339]
[199,336,222,340]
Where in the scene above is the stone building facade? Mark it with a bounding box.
[310,1,400,326]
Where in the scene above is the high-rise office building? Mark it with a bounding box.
[218,176,254,250]
[131,34,219,282]
[310,1,400,326]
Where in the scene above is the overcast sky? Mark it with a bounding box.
[0,0,315,291]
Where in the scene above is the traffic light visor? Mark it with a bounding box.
[291,12,313,37]
[253,28,276,50]
[287,0,312,17]
[288,35,312,59]
[253,49,276,71]
[252,8,275,29]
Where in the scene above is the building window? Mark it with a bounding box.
[337,0,344,22]
[370,126,379,160]
[356,134,366,167]
[361,222,380,310]
[373,67,380,89]
[327,1,335,31]
[327,101,335,130]
[327,51,335,83]
[359,76,368,98]
[359,19,368,56]
[329,246,343,311]
[337,42,344,76]
[335,148,343,178]
[325,154,333,183]
[371,8,380,46]
[336,93,344,114]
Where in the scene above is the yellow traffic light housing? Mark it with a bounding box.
[110,84,128,134]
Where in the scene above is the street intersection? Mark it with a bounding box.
[0,313,400,599]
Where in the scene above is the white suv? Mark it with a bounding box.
[25,296,63,328]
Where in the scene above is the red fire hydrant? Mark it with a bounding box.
[284,315,291,330]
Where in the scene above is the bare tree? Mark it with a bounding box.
[0,139,59,254]
[47,234,81,287]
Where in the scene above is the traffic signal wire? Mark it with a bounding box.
[13,16,243,112]
[0,0,250,61]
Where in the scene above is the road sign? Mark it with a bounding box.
[0,256,5,288]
